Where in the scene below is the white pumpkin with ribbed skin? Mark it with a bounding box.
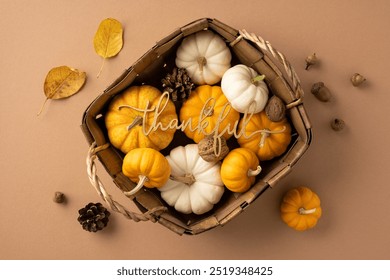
[158,144,225,215]
[175,30,231,85]
[221,64,269,113]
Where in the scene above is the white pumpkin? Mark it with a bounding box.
[175,30,232,85]
[221,64,269,113]
[158,144,225,215]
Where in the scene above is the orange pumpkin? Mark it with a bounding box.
[280,186,322,231]
[179,85,240,143]
[122,148,170,196]
[237,111,291,161]
[221,148,261,193]
[105,85,177,153]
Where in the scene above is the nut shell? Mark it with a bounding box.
[351,73,366,87]
[265,95,286,122]
[330,118,345,131]
[305,53,318,70]
[198,135,229,162]
[311,82,331,102]
[53,191,65,203]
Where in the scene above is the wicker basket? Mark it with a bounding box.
[81,18,312,235]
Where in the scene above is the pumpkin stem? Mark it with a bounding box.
[247,166,262,177]
[259,126,287,148]
[251,74,266,84]
[125,115,143,131]
[298,207,316,215]
[259,131,269,148]
[124,175,149,196]
[197,56,207,72]
[204,106,214,117]
[170,173,196,186]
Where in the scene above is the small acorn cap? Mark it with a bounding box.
[305,53,318,70]
[330,118,345,131]
[53,191,65,203]
[311,81,324,94]
[351,73,366,87]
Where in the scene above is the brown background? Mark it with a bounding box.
[1,0,389,260]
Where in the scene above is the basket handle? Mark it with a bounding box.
[234,29,304,108]
[86,142,166,223]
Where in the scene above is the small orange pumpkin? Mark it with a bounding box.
[280,186,322,231]
[105,85,177,153]
[179,85,240,143]
[221,148,261,193]
[237,111,291,161]
[122,148,171,196]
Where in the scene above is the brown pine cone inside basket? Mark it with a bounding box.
[77,202,110,232]
[161,67,195,102]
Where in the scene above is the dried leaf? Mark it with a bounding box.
[93,18,123,78]
[37,66,86,116]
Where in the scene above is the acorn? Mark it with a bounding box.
[351,73,366,87]
[311,82,331,102]
[305,53,318,70]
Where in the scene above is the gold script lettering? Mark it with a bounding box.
[117,92,283,156]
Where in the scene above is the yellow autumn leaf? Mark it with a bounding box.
[37,66,87,116]
[94,18,123,78]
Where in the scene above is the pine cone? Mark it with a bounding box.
[161,67,194,102]
[77,202,110,232]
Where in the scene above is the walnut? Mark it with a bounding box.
[198,135,229,162]
[265,95,286,122]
